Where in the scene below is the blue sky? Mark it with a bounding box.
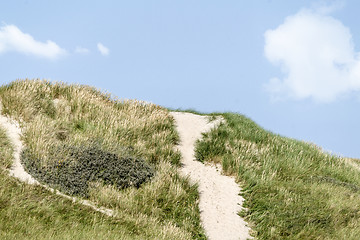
[1,0,360,158]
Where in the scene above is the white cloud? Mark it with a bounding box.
[0,24,66,59]
[97,42,109,56]
[264,6,360,102]
[311,0,345,15]
[75,46,90,54]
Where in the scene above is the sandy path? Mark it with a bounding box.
[0,105,114,217]
[0,114,38,184]
[171,112,252,240]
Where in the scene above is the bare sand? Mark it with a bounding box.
[171,112,252,240]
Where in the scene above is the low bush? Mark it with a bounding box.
[21,143,155,197]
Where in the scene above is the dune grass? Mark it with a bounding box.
[195,112,360,239]
[0,79,206,239]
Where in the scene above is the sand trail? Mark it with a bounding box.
[171,112,252,240]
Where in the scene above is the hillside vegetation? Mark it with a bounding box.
[0,79,205,239]
[196,113,360,239]
[3,79,360,239]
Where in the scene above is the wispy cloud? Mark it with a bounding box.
[0,24,66,60]
[75,46,90,54]
[97,42,109,56]
[264,4,360,102]
[311,0,345,15]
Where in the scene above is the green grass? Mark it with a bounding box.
[0,79,206,239]
[195,112,360,239]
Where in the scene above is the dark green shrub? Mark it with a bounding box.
[21,144,155,197]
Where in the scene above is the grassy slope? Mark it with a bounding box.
[196,112,360,239]
[0,126,161,240]
[0,80,205,239]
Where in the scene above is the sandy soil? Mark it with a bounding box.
[0,113,39,184]
[171,112,252,240]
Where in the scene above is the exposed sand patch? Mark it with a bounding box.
[171,112,252,240]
